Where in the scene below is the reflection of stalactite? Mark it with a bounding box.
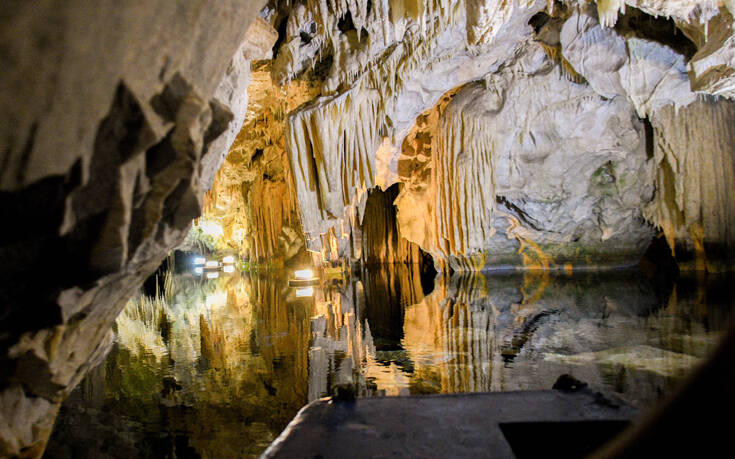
[307,266,428,399]
[249,274,313,425]
[434,274,497,393]
[309,281,376,401]
[106,273,316,455]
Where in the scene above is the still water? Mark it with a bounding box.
[46,266,734,458]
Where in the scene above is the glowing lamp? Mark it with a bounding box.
[206,272,219,279]
[223,265,235,273]
[222,255,235,264]
[294,269,314,280]
[205,260,219,268]
[194,267,203,274]
[193,257,206,265]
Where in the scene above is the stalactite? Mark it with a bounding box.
[431,90,496,259]
[645,98,735,271]
[286,89,381,251]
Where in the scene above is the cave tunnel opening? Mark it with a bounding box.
[360,183,436,285]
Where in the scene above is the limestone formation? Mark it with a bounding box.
[396,52,655,270]
[0,2,266,456]
[249,0,735,270]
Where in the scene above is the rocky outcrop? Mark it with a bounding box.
[0,1,266,456]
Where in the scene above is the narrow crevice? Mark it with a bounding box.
[614,9,697,60]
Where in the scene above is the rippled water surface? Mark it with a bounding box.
[46,266,734,458]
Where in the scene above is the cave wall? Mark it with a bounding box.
[0,1,266,456]
[260,0,735,271]
[203,59,318,262]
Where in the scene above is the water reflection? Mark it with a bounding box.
[46,267,733,458]
[307,270,732,406]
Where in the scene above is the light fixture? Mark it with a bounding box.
[295,287,314,297]
[193,257,206,265]
[223,265,235,273]
[222,255,235,264]
[206,272,219,279]
[294,269,314,280]
[194,267,204,274]
[205,260,219,268]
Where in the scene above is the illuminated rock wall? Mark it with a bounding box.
[0,2,265,456]
[203,61,318,262]
[270,0,735,271]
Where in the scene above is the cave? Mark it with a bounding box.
[2,1,735,458]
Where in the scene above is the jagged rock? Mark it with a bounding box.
[213,0,735,271]
[0,1,266,456]
[284,0,545,260]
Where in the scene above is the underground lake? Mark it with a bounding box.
[44,261,734,458]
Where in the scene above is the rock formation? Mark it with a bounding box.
[0,2,268,456]
[223,0,733,271]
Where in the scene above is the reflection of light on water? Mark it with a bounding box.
[205,290,229,311]
[206,272,219,279]
[56,268,735,458]
[193,257,206,265]
[295,287,314,297]
[205,260,219,268]
[222,255,235,264]
[294,269,314,279]
[223,265,235,273]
